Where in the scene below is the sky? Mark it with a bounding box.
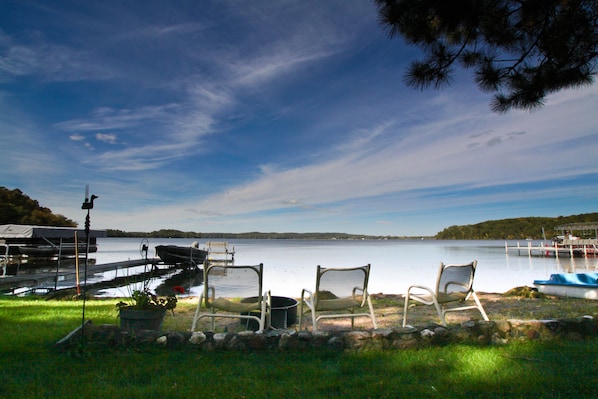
[1,1,597,236]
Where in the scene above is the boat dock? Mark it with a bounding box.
[506,222,598,258]
[0,257,164,294]
[505,240,598,258]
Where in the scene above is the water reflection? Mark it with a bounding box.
[30,238,598,297]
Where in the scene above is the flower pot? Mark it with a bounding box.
[119,308,166,331]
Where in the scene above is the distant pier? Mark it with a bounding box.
[506,222,598,259]
[505,240,598,258]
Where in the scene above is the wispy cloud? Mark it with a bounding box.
[95,133,117,144]
[55,104,181,132]
[2,1,596,235]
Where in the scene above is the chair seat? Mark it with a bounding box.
[437,292,467,303]
[411,292,467,304]
[317,297,360,311]
[213,297,260,313]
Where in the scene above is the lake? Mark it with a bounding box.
[92,237,598,298]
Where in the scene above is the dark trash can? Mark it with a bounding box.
[241,296,298,330]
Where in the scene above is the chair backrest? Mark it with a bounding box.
[435,261,477,300]
[315,264,371,307]
[203,263,263,307]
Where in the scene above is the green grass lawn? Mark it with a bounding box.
[1,296,597,398]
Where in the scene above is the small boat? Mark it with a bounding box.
[533,273,598,300]
[155,244,207,267]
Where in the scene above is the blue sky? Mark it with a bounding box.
[1,1,597,236]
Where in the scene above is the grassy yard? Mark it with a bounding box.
[0,296,597,398]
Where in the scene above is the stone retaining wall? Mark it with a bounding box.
[57,315,598,351]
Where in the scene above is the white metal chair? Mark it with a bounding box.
[403,260,489,327]
[299,264,377,332]
[191,262,270,332]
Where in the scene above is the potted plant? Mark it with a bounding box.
[116,288,178,331]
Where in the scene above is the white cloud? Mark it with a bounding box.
[95,133,117,144]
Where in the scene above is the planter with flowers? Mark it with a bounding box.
[116,288,178,331]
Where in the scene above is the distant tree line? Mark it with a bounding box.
[3,186,596,240]
[0,187,77,227]
[105,229,398,240]
[435,213,598,240]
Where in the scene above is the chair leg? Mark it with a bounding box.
[367,296,377,329]
[402,294,410,327]
[298,300,305,330]
[432,300,445,326]
[191,293,204,331]
[472,292,489,321]
[311,307,318,333]
[299,298,316,331]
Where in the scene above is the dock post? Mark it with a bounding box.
[517,241,521,256]
[527,241,532,256]
[539,241,545,257]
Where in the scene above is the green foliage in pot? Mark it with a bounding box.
[116,288,177,314]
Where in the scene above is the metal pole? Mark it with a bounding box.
[75,231,80,296]
[54,238,62,291]
[80,210,90,335]
[80,189,98,341]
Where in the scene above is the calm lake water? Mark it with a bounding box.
[92,237,598,298]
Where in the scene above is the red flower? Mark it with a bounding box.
[173,285,185,295]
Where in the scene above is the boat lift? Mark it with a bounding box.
[506,222,598,258]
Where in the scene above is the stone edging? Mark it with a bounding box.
[57,315,598,351]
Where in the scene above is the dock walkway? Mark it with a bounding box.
[0,258,163,294]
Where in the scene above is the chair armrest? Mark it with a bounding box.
[206,286,215,303]
[262,290,272,318]
[301,288,313,301]
[264,290,272,309]
[352,286,368,306]
[406,284,435,296]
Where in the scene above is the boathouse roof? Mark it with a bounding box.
[555,223,598,238]
[0,224,106,239]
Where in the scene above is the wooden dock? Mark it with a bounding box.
[0,258,165,294]
[505,241,598,258]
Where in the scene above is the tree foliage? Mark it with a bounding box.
[374,0,598,112]
[435,212,598,239]
[0,187,77,227]
[106,229,397,240]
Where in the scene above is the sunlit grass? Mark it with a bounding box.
[1,297,597,398]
